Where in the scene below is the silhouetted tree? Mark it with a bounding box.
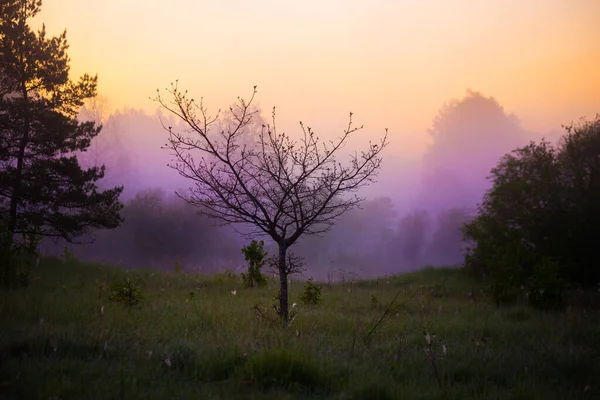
[464,115,600,308]
[154,84,388,322]
[420,90,525,211]
[0,0,123,285]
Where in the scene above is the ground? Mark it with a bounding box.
[0,257,598,399]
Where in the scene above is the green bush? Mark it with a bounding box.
[241,240,268,288]
[463,116,600,309]
[299,278,322,305]
[106,276,144,308]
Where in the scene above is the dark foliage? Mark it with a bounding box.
[62,188,241,271]
[241,240,268,288]
[464,115,600,308]
[0,0,123,285]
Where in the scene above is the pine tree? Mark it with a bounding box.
[0,0,124,285]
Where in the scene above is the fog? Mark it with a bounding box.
[40,90,576,278]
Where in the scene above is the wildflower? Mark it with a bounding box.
[165,357,171,367]
[292,302,297,308]
[231,290,237,295]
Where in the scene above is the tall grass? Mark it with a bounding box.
[0,258,598,399]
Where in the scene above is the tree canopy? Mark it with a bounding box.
[0,0,123,285]
[420,90,526,212]
[463,115,600,308]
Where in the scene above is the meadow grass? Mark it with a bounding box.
[0,257,598,399]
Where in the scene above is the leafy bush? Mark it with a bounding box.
[106,277,144,308]
[299,278,322,305]
[241,240,268,288]
[463,115,600,307]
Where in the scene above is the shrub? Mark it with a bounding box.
[241,240,268,288]
[107,277,144,308]
[299,278,323,305]
[463,116,600,307]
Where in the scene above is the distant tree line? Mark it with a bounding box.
[44,189,244,272]
[290,199,473,277]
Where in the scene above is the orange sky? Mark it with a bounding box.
[32,0,600,156]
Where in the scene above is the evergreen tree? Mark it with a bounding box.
[0,0,123,285]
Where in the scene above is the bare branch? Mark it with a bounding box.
[152,85,388,322]
[152,85,388,247]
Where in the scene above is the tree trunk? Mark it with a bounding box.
[8,83,30,245]
[2,83,29,286]
[278,241,289,324]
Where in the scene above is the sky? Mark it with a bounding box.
[32,0,600,157]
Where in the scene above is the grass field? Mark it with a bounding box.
[1,257,598,399]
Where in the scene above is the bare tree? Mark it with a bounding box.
[153,84,388,322]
